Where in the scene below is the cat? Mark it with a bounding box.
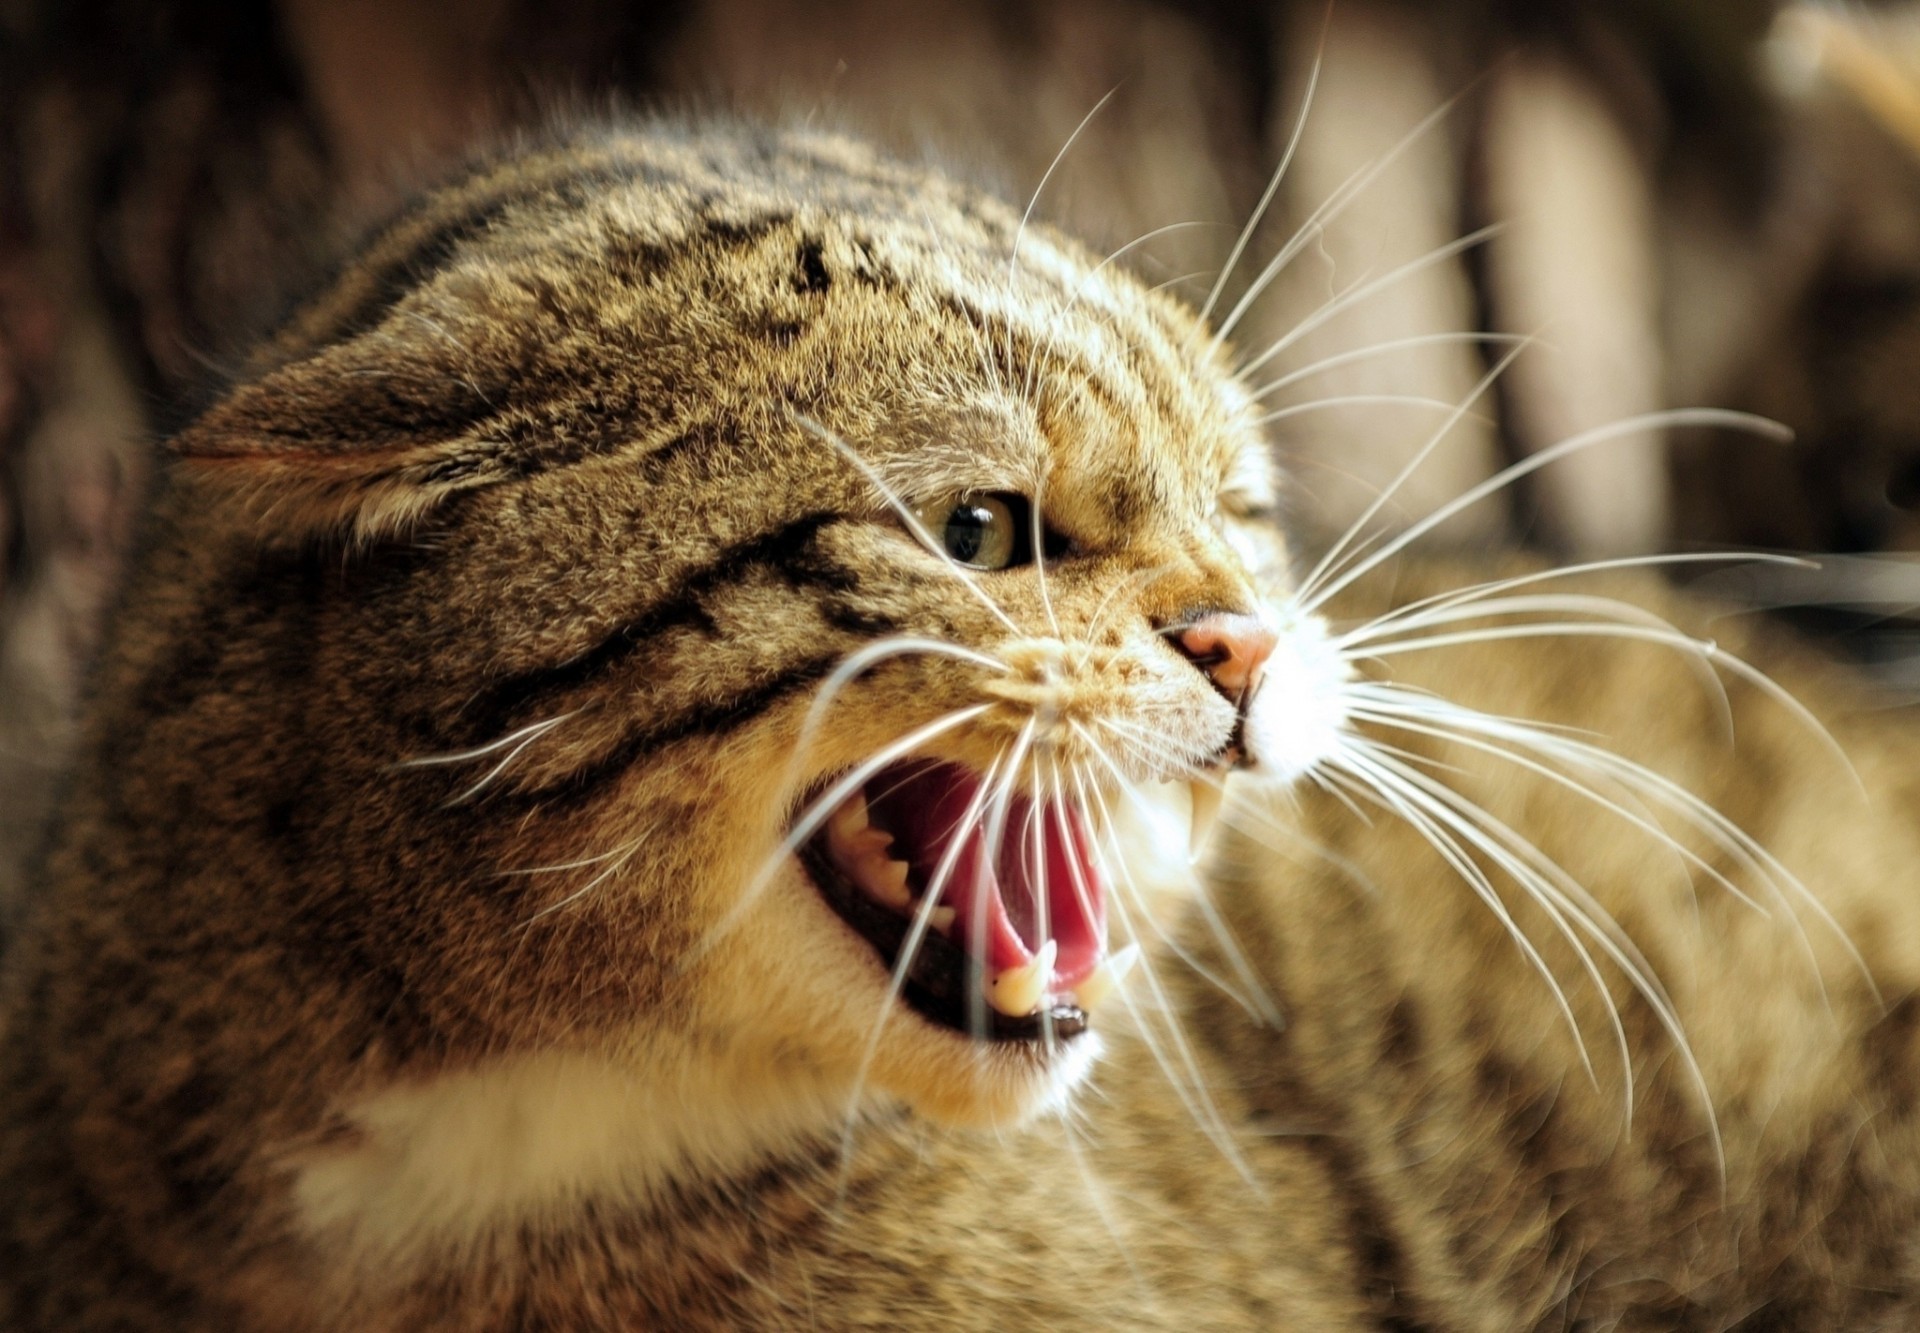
[4,0,1896,924]
[6,117,1920,1330]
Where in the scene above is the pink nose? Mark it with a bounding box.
[1176,613,1278,698]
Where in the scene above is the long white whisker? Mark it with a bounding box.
[1333,553,1816,645]
[1199,2,1329,323]
[1343,593,1738,727]
[789,411,1023,636]
[399,711,577,768]
[1344,697,1766,914]
[1321,751,1604,1086]
[1334,741,1728,1173]
[837,751,1010,1177]
[1251,331,1530,401]
[1215,88,1473,342]
[1007,86,1119,391]
[1071,765,1261,1184]
[1077,720,1281,1025]
[698,704,993,962]
[1348,620,1860,792]
[972,720,1039,1038]
[1237,225,1504,383]
[1255,393,1499,426]
[1304,410,1793,613]
[1346,683,1870,999]
[517,825,658,926]
[1295,340,1530,608]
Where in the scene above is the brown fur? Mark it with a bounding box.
[6,119,1920,1330]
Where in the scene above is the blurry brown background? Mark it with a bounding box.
[4,0,1919,906]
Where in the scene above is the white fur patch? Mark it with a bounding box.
[289,1047,853,1274]
[1246,607,1351,781]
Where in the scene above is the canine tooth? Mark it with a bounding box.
[1188,776,1225,862]
[865,855,913,908]
[926,905,957,934]
[1073,943,1140,1014]
[987,939,1056,1018]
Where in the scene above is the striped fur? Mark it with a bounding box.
[7,120,1920,1330]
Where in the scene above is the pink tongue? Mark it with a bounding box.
[866,763,1106,989]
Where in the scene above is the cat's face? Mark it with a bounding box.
[175,126,1349,1129]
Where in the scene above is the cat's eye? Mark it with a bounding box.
[913,492,1032,570]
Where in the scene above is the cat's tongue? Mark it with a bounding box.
[826,761,1111,1020]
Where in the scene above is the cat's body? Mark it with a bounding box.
[7,120,1920,1331]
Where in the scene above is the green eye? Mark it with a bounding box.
[914,493,1029,570]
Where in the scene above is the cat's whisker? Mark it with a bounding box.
[1340,593,1739,726]
[1068,763,1259,1181]
[1345,697,1768,915]
[836,751,1011,1186]
[1317,751,1607,1091]
[1199,2,1329,325]
[1036,755,1063,1058]
[699,704,994,964]
[1006,87,1120,376]
[515,825,658,927]
[971,719,1039,1040]
[789,411,1025,636]
[1149,269,1214,296]
[1254,393,1499,427]
[777,635,1011,818]
[1345,618,1860,791]
[1214,88,1473,343]
[1294,340,1532,610]
[1301,409,1794,614]
[1094,723,1283,1026]
[498,831,653,879]
[1236,225,1505,384]
[1250,330,1531,403]
[1329,741,1730,1175]
[1348,684,1870,1001]
[395,711,580,805]
[1336,552,1817,645]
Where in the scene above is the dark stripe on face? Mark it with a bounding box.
[542,654,844,805]
[464,512,849,734]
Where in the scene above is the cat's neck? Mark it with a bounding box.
[286,1039,873,1275]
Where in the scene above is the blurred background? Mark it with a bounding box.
[4,0,1920,899]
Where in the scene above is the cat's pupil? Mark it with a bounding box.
[944,505,993,564]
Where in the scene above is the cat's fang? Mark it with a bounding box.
[1073,943,1139,1014]
[987,939,1056,1018]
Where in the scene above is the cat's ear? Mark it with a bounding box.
[169,325,518,545]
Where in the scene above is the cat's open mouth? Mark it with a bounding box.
[799,760,1112,1043]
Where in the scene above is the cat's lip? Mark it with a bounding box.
[797,760,1123,1042]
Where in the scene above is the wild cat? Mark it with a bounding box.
[5,119,1920,1329]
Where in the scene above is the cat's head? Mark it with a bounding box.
[161,123,1348,1132]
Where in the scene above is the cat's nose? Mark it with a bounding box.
[1173,612,1278,700]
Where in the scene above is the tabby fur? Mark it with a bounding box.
[6,121,1920,1331]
